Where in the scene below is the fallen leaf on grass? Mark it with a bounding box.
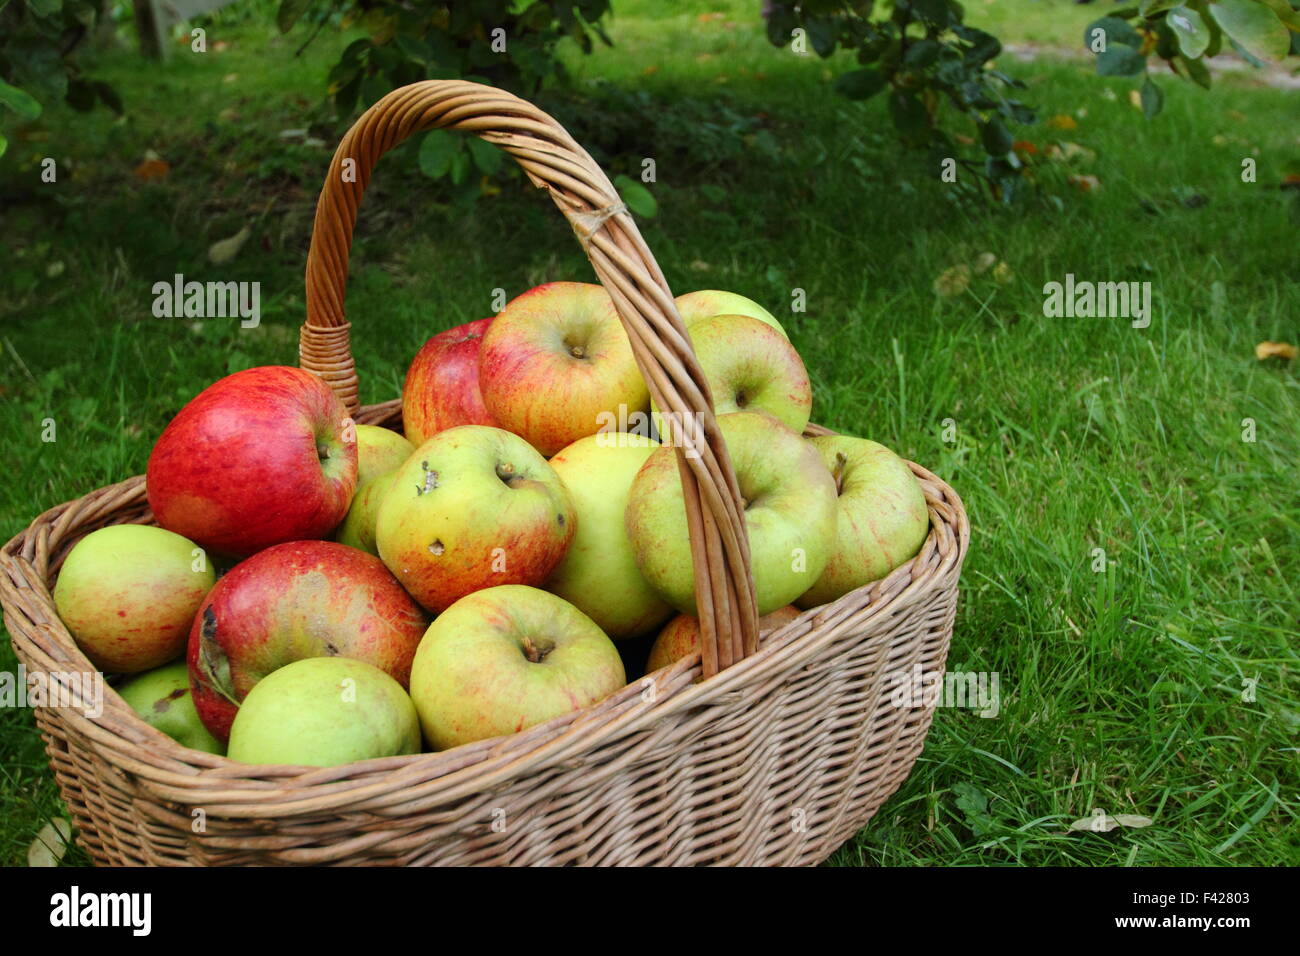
[1129,89,1143,111]
[973,252,997,275]
[1045,114,1077,130]
[1068,809,1154,833]
[1255,341,1297,361]
[208,224,252,265]
[133,158,170,182]
[1068,174,1102,193]
[933,264,971,297]
[992,261,1014,284]
[28,818,72,866]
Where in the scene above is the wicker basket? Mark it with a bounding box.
[0,81,968,866]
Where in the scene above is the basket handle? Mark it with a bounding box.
[300,80,758,676]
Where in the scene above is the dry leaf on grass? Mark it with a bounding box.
[933,264,971,297]
[1068,808,1154,833]
[1045,114,1078,130]
[208,224,253,265]
[133,158,170,182]
[28,818,72,866]
[1255,341,1297,361]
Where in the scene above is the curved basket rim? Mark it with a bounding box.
[0,415,969,817]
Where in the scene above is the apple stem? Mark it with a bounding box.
[569,345,586,359]
[832,451,848,496]
[520,634,549,664]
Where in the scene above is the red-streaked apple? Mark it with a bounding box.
[355,424,414,486]
[796,435,930,609]
[625,411,837,615]
[402,317,496,446]
[544,433,673,640]
[652,313,811,436]
[187,539,427,741]
[53,525,215,674]
[334,471,395,556]
[675,289,787,338]
[227,657,421,767]
[478,283,649,456]
[646,605,801,676]
[116,661,225,754]
[408,585,625,750]
[146,365,357,557]
[375,425,575,613]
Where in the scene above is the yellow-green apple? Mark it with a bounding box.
[544,433,673,640]
[409,585,625,750]
[227,657,420,767]
[652,314,811,438]
[334,471,394,556]
[146,365,357,557]
[53,525,215,674]
[626,411,837,614]
[375,425,575,613]
[402,317,496,447]
[646,605,801,677]
[675,289,787,338]
[354,424,413,486]
[478,283,649,456]
[796,436,930,608]
[187,540,427,741]
[116,661,225,754]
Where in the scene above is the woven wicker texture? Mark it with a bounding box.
[0,81,970,866]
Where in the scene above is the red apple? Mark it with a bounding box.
[478,283,649,456]
[402,317,496,447]
[147,365,357,558]
[645,605,801,677]
[187,540,428,741]
[375,425,576,613]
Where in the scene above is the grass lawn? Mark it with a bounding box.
[1,0,1297,866]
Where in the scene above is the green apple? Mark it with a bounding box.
[796,435,930,609]
[545,433,673,640]
[116,661,225,754]
[675,289,787,338]
[652,313,811,437]
[226,657,421,767]
[334,471,395,556]
[625,411,837,615]
[53,524,216,674]
[409,585,626,750]
[375,425,575,613]
[354,424,414,487]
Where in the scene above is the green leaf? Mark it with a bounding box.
[1140,0,1180,13]
[1182,52,1214,87]
[1208,0,1291,60]
[804,16,837,57]
[1097,45,1148,75]
[0,79,42,121]
[903,38,942,68]
[614,174,656,218]
[1258,0,1300,31]
[418,130,459,179]
[448,151,470,186]
[1168,5,1212,57]
[466,136,502,175]
[93,82,123,115]
[276,0,311,34]
[981,117,1013,156]
[0,131,7,160]
[1084,16,1144,50]
[835,68,888,100]
[888,90,930,138]
[1140,77,1164,118]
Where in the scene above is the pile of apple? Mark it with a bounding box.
[52,283,930,767]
